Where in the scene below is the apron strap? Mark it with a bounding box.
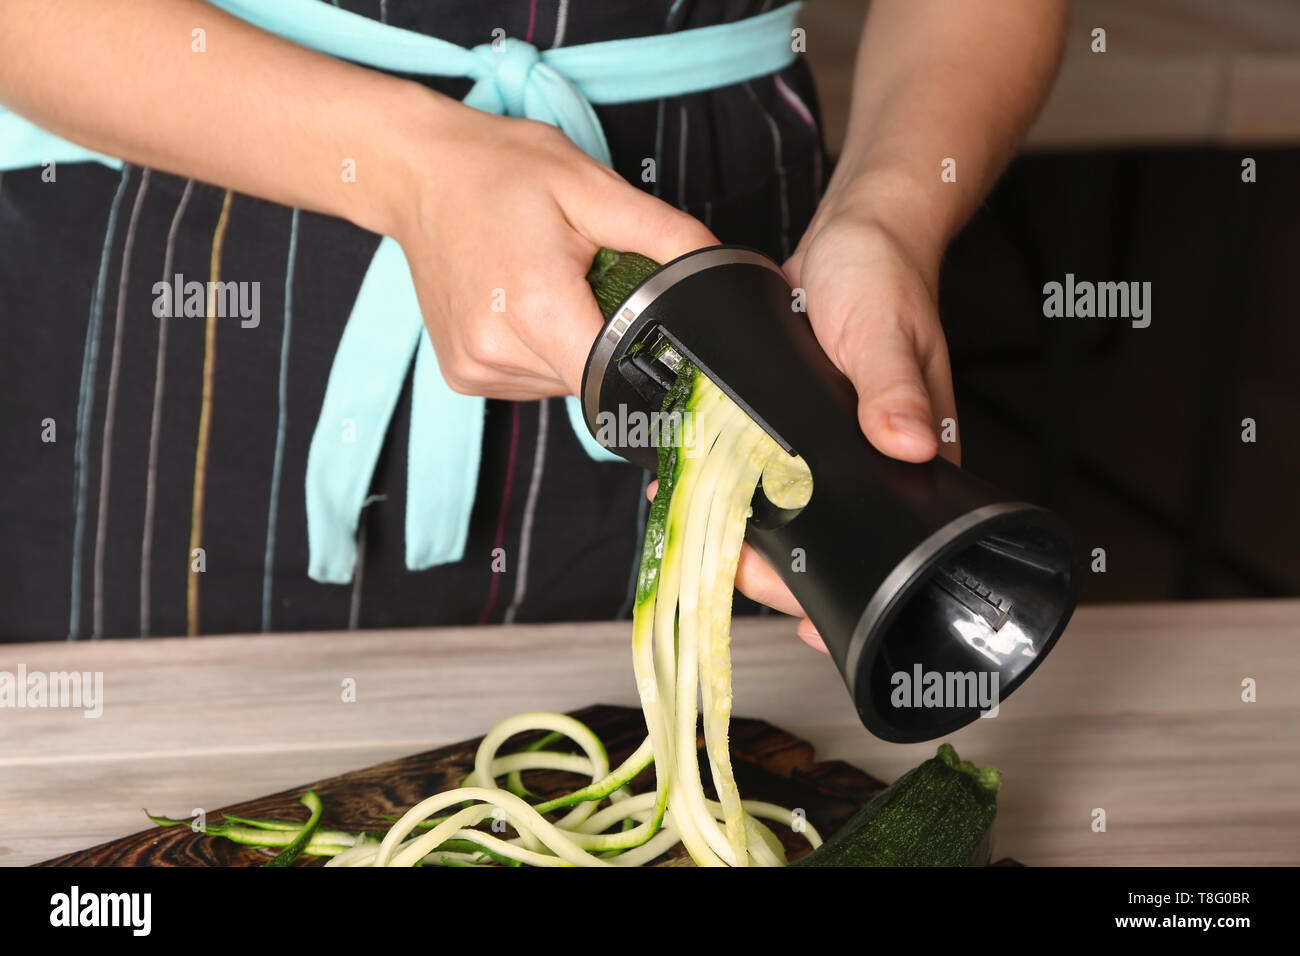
[0,1,805,582]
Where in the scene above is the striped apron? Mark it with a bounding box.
[0,0,827,640]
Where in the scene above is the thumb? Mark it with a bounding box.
[572,175,718,266]
[835,318,939,463]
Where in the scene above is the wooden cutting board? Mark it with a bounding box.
[37,704,1017,866]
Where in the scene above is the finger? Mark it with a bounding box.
[529,272,610,396]
[796,616,829,654]
[649,479,823,645]
[569,176,718,267]
[443,366,566,401]
[420,318,549,399]
[649,487,809,618]
[473,378,568,402]
[922,340,961,466]
[434,282,570,390]
[734,544,804,618]
[833,315,939,463]
[646,483,806,618]
[782,249,805,292]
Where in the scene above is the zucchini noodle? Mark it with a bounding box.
[153,362,819,867]
[334,363,818,867]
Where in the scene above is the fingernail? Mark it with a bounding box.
[888,411,935,443]
[797,620,830,654]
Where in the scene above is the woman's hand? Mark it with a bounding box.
[390,100,717,401]
[726,185,960,654]
[722,0,1065,652]
[787,199,959,467]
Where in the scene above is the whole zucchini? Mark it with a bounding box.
[793,744,1001,867]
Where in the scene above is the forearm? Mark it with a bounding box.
[825,0,1068,263]
[0,0,447,237]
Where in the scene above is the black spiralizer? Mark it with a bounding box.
[581,246,1080,743]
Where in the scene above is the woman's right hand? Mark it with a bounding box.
[387,96,717,402]
[0,0,709,403]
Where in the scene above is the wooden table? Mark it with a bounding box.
[1,599,1296,867]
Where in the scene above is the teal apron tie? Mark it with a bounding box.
[0,0,803,584]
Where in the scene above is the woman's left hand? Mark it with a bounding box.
[730,190,961,652]
[787,199,959,467]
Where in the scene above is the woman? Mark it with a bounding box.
[0,0,1066,641]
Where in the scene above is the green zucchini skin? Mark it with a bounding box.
[587,248,662,320]
[792,744,1001,867]
[587,247,682,617]
[633,359,698,611]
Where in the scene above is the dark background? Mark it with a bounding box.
[802,0,1300,605]
[942,147,1299,602]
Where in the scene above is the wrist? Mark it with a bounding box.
[325,79,454,240]
[826,164,954,268]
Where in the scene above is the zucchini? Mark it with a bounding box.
[263,790,324,867]
[792,744,1000,867]
[586,247,661,319]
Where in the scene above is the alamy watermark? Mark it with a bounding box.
[49,886,150,936]
[890,665,999,718]
[594,405,698,455]
[152,273,260,328]
[1043,274,1151,328]
[0,665,103,718]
